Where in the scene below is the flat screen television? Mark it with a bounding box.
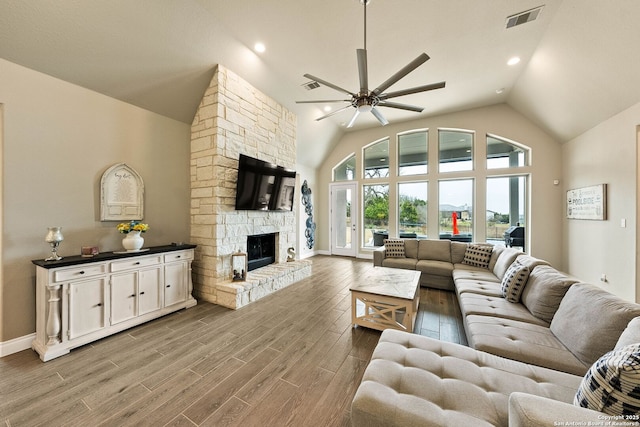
[235,154,297,211]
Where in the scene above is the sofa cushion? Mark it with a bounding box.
[404,239,419,259]
[574,343,640,416]
[551,283,640,367]
[351,330,582,427]
[492,247,522,280]
[415,260,453,278]
[450,241,468,264]
[514,254,550,271]
[616,317,640,350]
[462,244,493,268]
[381,257,418,270]
[418,239,451,262]
[457,293,549,326]
[488,245,505,272]
[453,264,501,283]
[464,315,589,376]
[520,265,578,323]
[383,239,405,258]
[454,279,503,297]
[500,261,530,303]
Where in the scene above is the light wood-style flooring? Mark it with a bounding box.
[1,255,466,427]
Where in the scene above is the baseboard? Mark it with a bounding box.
[0,333,35,358]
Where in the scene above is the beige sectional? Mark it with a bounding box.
[354,239,640,426]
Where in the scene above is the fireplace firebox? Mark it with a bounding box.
[247,233,276,271]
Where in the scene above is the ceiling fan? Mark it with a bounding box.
[297,0,446,128]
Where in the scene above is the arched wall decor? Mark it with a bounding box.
[100,163,144,221]
[301,180,316,249]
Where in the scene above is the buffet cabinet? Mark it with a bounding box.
[32,245,197,361]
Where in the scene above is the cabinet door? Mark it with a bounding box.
[138,267,161,316]
[164,262,187,307]
[111,272,137,324]
[68,277,107,340]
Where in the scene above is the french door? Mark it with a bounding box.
[330,182,358,257]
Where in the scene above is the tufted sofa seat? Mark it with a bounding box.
[351,329,605,427]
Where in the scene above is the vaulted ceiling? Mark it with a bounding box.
[1,0,638,168]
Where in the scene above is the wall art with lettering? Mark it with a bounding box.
[567,184,607,220]
[100,163,145,221]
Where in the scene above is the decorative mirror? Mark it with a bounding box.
[100,163,144,221]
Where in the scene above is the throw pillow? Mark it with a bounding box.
[500,261,530,303]
[574,343,640,416]
[384,239,405,258]
[462,244,493,269]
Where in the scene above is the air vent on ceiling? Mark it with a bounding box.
[302,81,320,90]
[506,5,544,29]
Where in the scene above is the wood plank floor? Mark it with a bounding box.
[0,255,467,427]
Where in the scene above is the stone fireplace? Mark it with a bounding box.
[189,65,311,309]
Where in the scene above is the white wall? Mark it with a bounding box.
[562,101,640,302]
[0,59,192,342]
[316,104,564,266]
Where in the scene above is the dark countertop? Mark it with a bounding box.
[32,244,197,268]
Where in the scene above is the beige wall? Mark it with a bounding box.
[562,101,640,303]
[316,104,564,267]
[0,59,192,342]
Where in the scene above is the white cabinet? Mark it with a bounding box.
[32,245,197,361]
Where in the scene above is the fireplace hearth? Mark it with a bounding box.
[247,233,276,271]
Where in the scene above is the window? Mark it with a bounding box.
[487,135,528,169]
[398,130,427,176]
[486,176,527,247]
[364,138,390,179]
[439,179,473,241]
[363,184,389,247]
[398,182,427,238]
[334,154,356,181]
[439,130,473,172]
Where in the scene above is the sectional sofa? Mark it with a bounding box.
[353,239,640,426]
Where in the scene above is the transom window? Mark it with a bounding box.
[333,154,356,181]
[439,130,473,172]
[398,130,428,176]
[487,135,529,169]
[364,138,389,179]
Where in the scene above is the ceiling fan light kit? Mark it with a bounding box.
[297,0,445,128]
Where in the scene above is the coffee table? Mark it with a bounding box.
[350,267,421,333]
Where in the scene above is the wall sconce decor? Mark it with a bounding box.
[231,251,248,281]
[44,227,64,261]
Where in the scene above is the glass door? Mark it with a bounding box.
[330,183,358,257]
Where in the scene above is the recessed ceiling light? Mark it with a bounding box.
[254,42,266,53]
[324,106,332,112]
[507,56,521,66]
[496,88,505,94]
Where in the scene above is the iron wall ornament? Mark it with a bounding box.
[301,180,316,249]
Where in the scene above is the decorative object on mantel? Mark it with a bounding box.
[301,180,316,249]
[44,227,64,261]
[567,184,607,220]
[100,163,144,221]
[287,247,296,262]
[231,250,248,281]
[80,246,99,257]
[117,221,149,252]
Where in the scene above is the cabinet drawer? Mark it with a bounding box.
[54,264,107,282]
[164,251,193,263]
[110,256,162,272]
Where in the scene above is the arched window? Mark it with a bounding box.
[333,154,356,181]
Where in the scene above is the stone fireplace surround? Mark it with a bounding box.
[189,65,311,309]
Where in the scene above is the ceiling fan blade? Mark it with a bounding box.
[377,101,424,113]
[357,49,368,93]
[303,73,356,97]
[370,107,389,126]
[346,110,361,128]
[314,105,353,121]
[379,81,446,100]
[296,99,350,104]
[372,53,430,95]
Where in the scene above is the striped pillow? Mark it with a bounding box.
[500,261,530,303]
[384,239,405,258]
[462,244,493,269]
[574,343,640,415]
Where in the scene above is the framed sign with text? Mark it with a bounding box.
[566,184,606,220]
[100,163,144,221]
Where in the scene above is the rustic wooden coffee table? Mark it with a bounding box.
[350,267,421,333]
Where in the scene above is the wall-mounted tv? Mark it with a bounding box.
[235,154,297,211]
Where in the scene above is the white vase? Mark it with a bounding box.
[122,230,144,252]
